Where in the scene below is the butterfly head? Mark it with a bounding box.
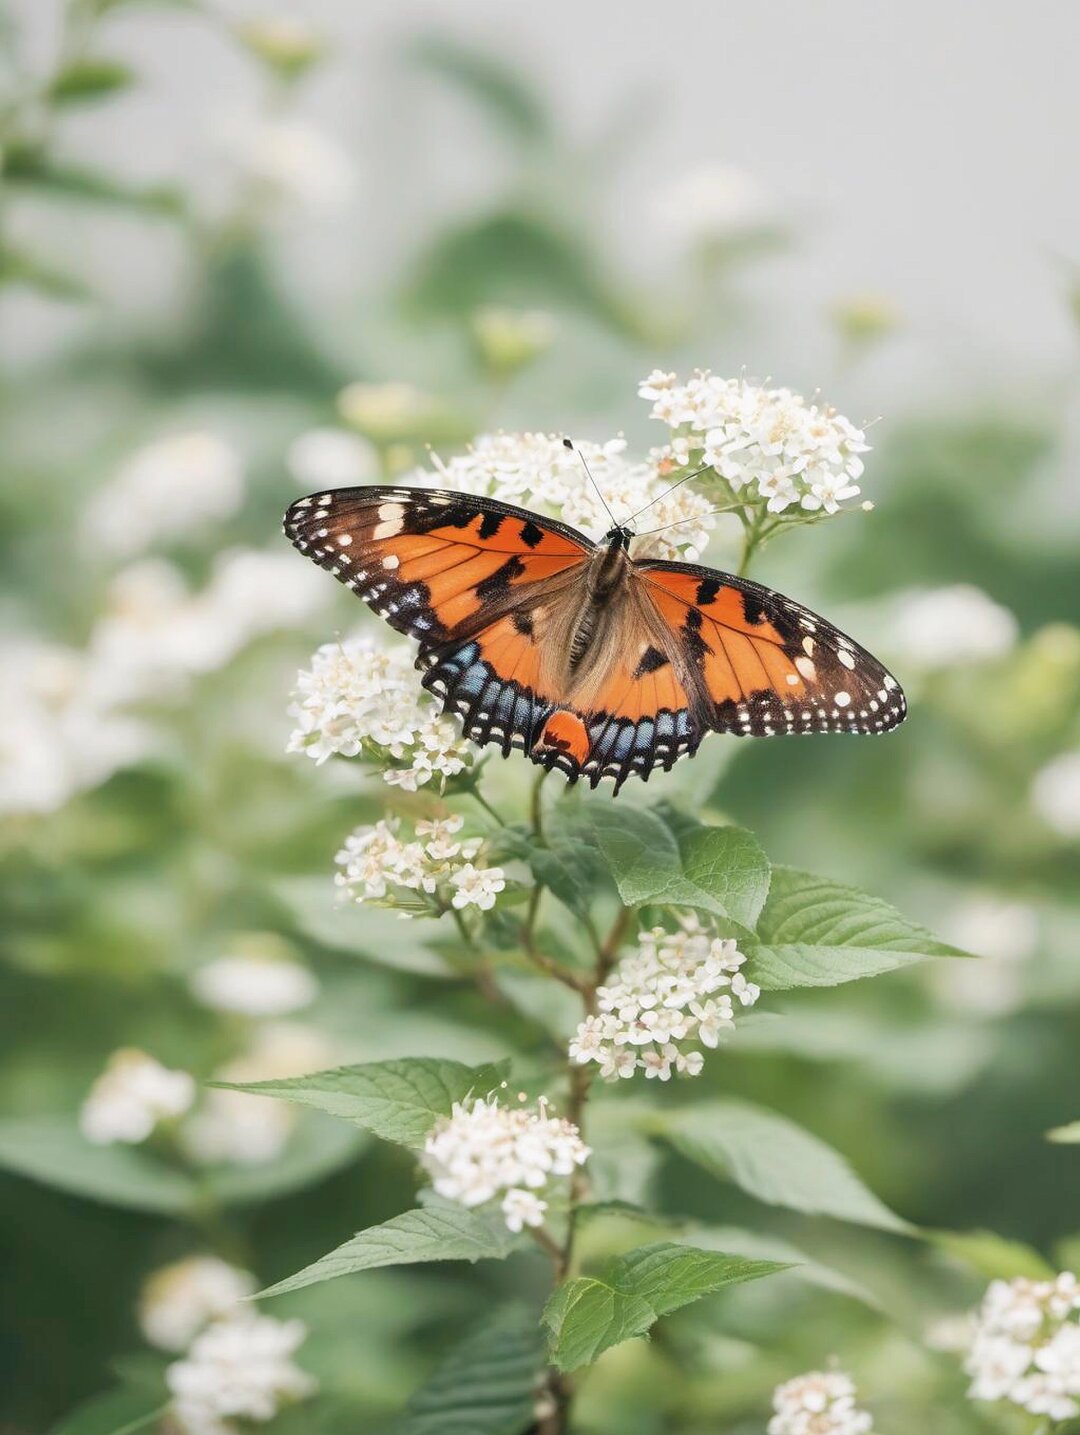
[603,525,633,552]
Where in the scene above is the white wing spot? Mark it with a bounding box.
[383,554,400,570]
[835,691,851,707]
[795,655,817,682]
[802,636,815,656]
[838,649,856,670]
[337,534,353,547]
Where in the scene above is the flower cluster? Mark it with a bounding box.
[80,1049,196,1145]
[768,1369,873,1435]
[139,1257,256,1353]
[334,815,506,915]
[640,369,870,517]
[417,431,718,560]
[569,919,759,1081]
[191,935,318,1017]
[1,635,155,816]
[82,431,244,557]
[287,635,473,789]
[965,1272,1080,1421]
[166,1313,316,1435]
[421,1095,590,1232]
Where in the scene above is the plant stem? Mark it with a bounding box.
[536,902,628,1434]
[467,786,507,826]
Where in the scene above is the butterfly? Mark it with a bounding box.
[284,464,906,792]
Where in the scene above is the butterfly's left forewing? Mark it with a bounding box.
[284,486,591,649]
[635,560,906,736]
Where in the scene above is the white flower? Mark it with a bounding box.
[421,1095,589,1231]
[501,1187,547,1232]
[641,371,870,522]
[0,636,154,815]
[1031,751,1080,839]
[287,634,473,784]
[934,895,1037,1015]
[571,917,757,1081]
[139,1257,256,1353]
[166,1314,316,1433]
[80,1049,195,1145]
[653,163,773,249]
[768,1369,874,1435]
[333,815,497,915]
[191,937,318,1017]
[82,432,244,557]
[287,428,377,490]
[90,549,327,707]
[450,862,506,912]
[414,430,718,560]
[965,1273,1080,1421]
[183,1023,334,1167]
[218,115,355,213]
[889,585,1018,669]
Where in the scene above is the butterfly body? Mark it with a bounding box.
[285,484,906,792]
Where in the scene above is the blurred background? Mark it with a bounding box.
[2,2,1079,1432]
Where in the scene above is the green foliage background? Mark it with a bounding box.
[1,5,1078,1433]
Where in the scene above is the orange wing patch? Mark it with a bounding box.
[533,710,590,765]
[283,485,590,650]
[636,563,906,736]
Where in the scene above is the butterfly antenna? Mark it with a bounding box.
[563,438,618,529]
[621,463,712,528]
[633,502,745,538]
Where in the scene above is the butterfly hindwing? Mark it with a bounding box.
[635,561,907,736]
[283,485,590,650]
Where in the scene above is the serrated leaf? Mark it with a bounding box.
[49,59,136,103]
[677,826,771,930]
[257,1203,520,1298]
[0,1117,196,1213]
[215,1056,509,1149]
[662,1100,911,1233]
[584,807,766,923]
[399,1304,545,1434]
[747,866,968,989]
[542,1242,786,1371]
[493,825,604,919]
[49,1387,168,1435]
[931,1229,1056,1281]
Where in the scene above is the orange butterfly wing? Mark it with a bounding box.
[284,485,589,646]
[284,484,593,754]
[635,560,907,738]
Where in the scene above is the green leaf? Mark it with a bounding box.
[747,866,969,989]
[1047,1120,1080,1143]
[0,246,93,300]
[49,1387,168,1435]
[406,36,552,147]
[0,1117,196,1214]
[273,877,451,976]
[542,1242,786,1371]
[678,826,771,930]
[3,145,184,215]
[931,1229,1056,1281]
[215,1056,509,1149]
[661,1100,911,1233]
[48,59,136,104]
[492,825,604,919]
[257,1203,520,1298]
[584,807,766,924]
[400,1304,545,1434]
